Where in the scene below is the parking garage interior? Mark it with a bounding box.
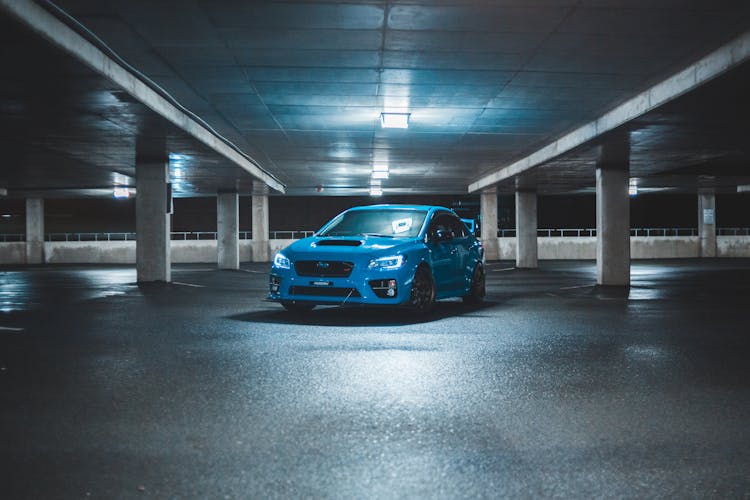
[2,0,750,497]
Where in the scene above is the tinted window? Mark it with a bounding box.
[428,212,464,239]
[318,209,428,238]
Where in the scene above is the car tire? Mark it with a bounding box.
[463,265,485,304]
[409,265,435,314]
[281,301,316,313]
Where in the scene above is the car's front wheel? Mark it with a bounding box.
[409,265,435,314]
[463,264,485,304]
[281,301,316,313]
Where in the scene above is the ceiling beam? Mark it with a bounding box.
[469,29,750,194]
[0,0,285,194]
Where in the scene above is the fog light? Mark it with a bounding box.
[387,279,397,297]
[269,275,281,293]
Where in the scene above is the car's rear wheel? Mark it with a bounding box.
[281,301,316,313]
[463,264,485,304]
[409,265,435,314]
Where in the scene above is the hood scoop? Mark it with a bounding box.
[315,239,363,247]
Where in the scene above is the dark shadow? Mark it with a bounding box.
[228,300,500,327]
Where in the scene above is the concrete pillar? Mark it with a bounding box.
[480,187,499,260]
[698,191,717,257]
[515,190,538,268]
[25,198,44,264]
[252,183,270,262]
[136,142,170,282]
[217,192,239,269]
[596,140,630,286]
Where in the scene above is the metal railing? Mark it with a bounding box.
[2,228,749,243]
[630,228,698,237]
[47,232,136,241]
[717,227,750,236]
[36,230,318,242]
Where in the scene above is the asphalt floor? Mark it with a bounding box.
[1,259,749,498]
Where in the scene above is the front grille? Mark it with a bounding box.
[295,260,354,277]
[289,286,361,298]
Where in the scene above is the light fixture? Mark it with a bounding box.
[373,164,389,172]
[629,178,638,196]
[372,171,389,180]
[0,187,7,196]
[380,112,410,129]
[738,184,750,193]
[370,187,383,196]
[113,187,131,199]
[370,179,382,187]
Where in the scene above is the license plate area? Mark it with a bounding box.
[310,280,333,287]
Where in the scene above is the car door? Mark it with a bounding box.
[442,214,472,291]
[425,213,456,292]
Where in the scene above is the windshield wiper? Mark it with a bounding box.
[361,233,395,238]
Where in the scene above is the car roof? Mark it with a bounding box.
[346,204,451,212]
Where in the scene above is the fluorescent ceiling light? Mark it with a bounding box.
[738,184,750,193]
[370,179,382,187]
[370,187,383,196]
[373,164,389,172]
[0,187,7,196]
[372,171,389,180]
[113,187,131,199]
[380,112,410,129]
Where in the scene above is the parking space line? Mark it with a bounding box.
[0,326,24,332]
[559,283,597,290]
[172,282,205,288]
[491,267,516,272]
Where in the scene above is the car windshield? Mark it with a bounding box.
[318,209,428,238]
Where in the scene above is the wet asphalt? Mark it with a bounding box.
[1,259,750,499]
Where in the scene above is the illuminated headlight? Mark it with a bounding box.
[368,254,406,270]
[273,252,291,269]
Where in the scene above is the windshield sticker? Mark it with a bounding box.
[392,218,413,234]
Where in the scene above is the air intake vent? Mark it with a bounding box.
[315,240,362,247]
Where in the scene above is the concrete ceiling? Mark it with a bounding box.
[2,0,750,197]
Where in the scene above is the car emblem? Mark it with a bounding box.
[316,261,330,269]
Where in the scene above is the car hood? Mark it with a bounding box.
[284,235,418,260]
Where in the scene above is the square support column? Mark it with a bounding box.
[698,191,717,257]
[136,156,171,283]
[217,192,240,269]
[515,190,538,269]
[480,187,499,260]
[252,183,270,262]
[596,162,630,286]
[25,198,44,264]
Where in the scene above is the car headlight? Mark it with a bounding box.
[368,254,406,270]
[273,252,291,269]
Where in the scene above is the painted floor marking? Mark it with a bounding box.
[559,283,597,290]
[172,282,205,288]
[0,326,24,332]
[491,267,516,273]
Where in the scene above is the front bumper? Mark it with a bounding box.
[268,265,415,306]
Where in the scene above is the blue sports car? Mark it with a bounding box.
[268,205,485,313]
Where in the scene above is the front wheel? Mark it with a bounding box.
[409,265,435,314]
[281,301,315,313]
[463,265,485,304]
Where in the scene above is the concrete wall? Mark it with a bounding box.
[1,236,749,264]
[494,236,744,260]
[718,236,750,257]
[0,243,25,264]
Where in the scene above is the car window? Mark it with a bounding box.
[445,215,466,238]
[318,209,428,238]
[428,212,463,239]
